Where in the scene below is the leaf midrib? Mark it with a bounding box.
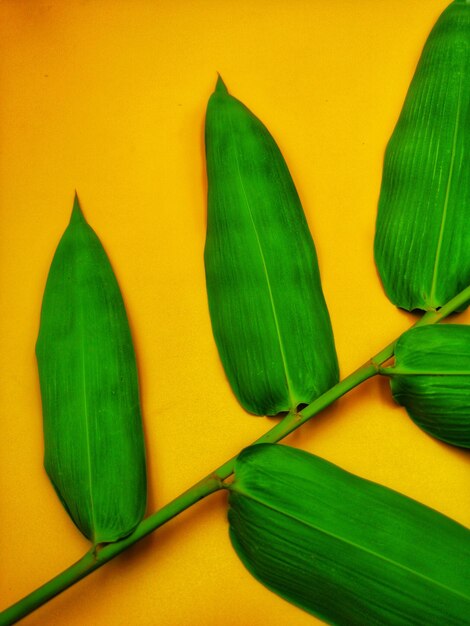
[387,368,470,376]
[228,115,297,411]
[428,74,463,307]
[78,280,97,543]
[233,486,470,604]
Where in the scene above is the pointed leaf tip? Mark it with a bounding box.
[70,193,85,225]
[204,81,338,415]
[215,74,228,95]
[37,198,147,542]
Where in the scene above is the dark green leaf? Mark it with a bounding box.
[374,0,470,311]
[229,444,470,626]
[36,195,147,543]
[204,77,338,416]
[383,324,470,448]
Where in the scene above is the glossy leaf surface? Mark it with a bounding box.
[205,77,338,416]
[36,196,147,543]
[375,0,470,311]
[229,444,470,626]
[384,324,470,448]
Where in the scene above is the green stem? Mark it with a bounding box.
[2,284,469,625]
[0,476,224,626]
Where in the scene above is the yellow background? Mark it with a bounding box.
[1,1,468,624]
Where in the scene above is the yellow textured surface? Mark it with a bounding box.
[0,1,468,625]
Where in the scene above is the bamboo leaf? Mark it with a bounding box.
[374,0,470,311]
[36,195,147,544]
[383,324,470,448]
[204,77,338,416]
[229,444,470,626]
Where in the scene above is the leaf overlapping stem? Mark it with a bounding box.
[1,284,469,626]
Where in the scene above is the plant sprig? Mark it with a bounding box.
[1,0,468,624]
[1,282,469,626]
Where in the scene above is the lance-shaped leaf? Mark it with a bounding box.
[204,77,338,416]
[229,444,470,626]
[36,195,147,544]
[382,324,470,448]
[374,0,470,311]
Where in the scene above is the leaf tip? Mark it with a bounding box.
[215,73,228,95]
[70,191,86,225]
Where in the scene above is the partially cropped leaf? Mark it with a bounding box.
[229,444,470,626]
[383,324,470,448]
[36,195,147,544]
[375,0,470,311]
[204,77,338,416]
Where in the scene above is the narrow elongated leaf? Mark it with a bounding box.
[36,195,147,544]
[229,444,470,626]
[374,0,470,311]
[383,324,470,448]
[204,77,338,416]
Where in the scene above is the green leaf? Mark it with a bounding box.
[229,444,470,626]
[382,324,470,448]
[374,0,470,311]
[36,195,147,544]
[204,77,338,416]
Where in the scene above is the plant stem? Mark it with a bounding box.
[2,284,469,625]
[0,476,224,626]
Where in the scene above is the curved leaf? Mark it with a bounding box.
[36,195,147,543]
[229,444,470,626]
[383,324,470,448]
[204,77,338,416]
[374,0,470,311]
